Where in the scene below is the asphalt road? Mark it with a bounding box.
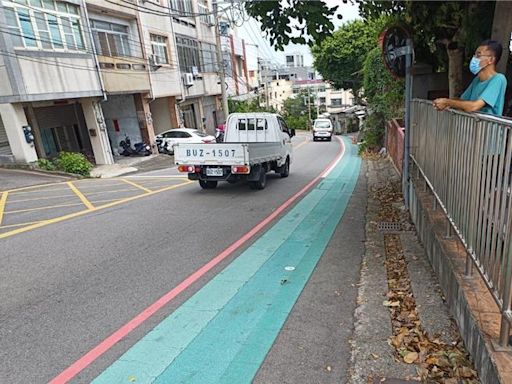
[0,134,365,384]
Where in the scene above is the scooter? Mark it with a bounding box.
[119,136,151,156]
[157,141,174,155]
[215,125,225,143]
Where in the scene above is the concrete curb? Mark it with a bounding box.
[0,164,81,179]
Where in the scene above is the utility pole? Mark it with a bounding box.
[213,0,229,122]
[307,85,312,129]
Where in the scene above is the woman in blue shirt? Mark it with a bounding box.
[433,40,507,116]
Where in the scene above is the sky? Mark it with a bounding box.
[235,0,361,70]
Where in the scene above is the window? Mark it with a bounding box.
[176,35,200,72]
[150,34,169,64]
[4,0,84,50]
[331,99,342,107]
[237,118,267,131]
[91,20,137,58]
[319,97,326,104]
[170,0,193,15]
[200,42,216,72]
[198,0,212,25]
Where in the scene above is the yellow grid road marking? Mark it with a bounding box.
[121,178,152,193]
[5,202,84,214]
[8,193,77,203]
[0,180,194,239]
[0,220,45,229]
[0,191,8,226]
[9,187,71,195]
[67,181,95,210]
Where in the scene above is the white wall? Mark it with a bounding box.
[18,56,101,96]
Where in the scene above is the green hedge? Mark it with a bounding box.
[37,152,93,176]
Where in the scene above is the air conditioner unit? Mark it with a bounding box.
[183,72,194,87]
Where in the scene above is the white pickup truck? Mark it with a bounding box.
[175,113,295,190]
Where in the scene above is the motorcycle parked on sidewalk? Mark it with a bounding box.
[119,136,151,156]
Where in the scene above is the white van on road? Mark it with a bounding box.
[312,118,333,141]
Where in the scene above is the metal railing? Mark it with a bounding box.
[410,99,512,347]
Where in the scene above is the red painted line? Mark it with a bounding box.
[49,138,346,384]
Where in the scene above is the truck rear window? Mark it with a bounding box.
[237,118,268,131]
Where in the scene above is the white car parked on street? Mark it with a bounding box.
[312,118,333,141]
[156,128,216,155]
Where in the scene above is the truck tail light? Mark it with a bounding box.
[178,165,195,173]
[232,165,250,174]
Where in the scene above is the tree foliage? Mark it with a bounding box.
[358,1,495,95]
[311,18,389,93]
[281,91,317,130]
[359,47,404,153]
[228,98,272,113]
[363,47,404,121]
[244,0,341,50]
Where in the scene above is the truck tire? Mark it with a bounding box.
[249,169,267,190]
[199,180,218,189]
[280,158,290,178]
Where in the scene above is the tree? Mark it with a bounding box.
[244,0,342,50]
[359,47,405,152]
[281,91,317,130]
[311,17,389,94]
[228,98,272,113]
[358,1,495,97]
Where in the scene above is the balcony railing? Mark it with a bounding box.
[410,99,512,347]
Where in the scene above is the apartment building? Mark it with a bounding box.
[0,0,231,164]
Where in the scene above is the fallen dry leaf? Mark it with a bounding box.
[403,351,419,364]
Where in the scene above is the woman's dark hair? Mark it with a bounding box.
[481,39,503,64]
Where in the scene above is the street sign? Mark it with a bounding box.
[381,26,413,79]
[380,25,414,209]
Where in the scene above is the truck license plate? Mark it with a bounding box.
[206,168,223,176]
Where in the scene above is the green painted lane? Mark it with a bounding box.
[93,137,361,384]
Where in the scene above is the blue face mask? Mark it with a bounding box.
[469,57,481,75]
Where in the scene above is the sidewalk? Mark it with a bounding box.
[349,157,479,383]
[90,154,172,178]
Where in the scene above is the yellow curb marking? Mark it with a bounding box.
[121,179,152,193]
[0,191,8,226]
[67,181,95,210]
[0,180,194,239]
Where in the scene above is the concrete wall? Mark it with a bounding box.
[151,97,175,134]
[0,103,37,163]
[17,54,102,98]
[101,94,141,155]
[0,56,14,98]
[409,175,504,384]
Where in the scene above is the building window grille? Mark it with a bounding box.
[91,19,138,58]
[170,0,193,15]
[150,34,169,64]
[198,0,212,25]
[176,35,200,73]
[4,0,84,51]
[200,42,216,72]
